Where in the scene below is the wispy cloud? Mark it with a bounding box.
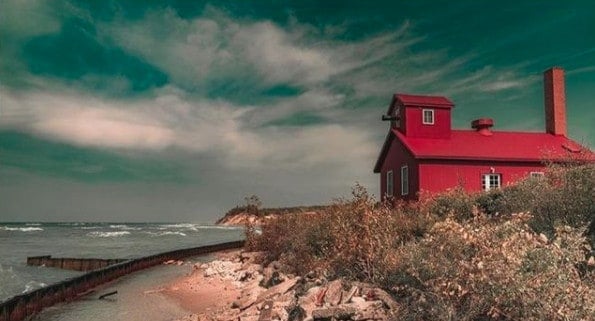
[567,65,595,76]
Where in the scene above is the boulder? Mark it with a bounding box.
[325,280,343,306]
[256,277,301,303]
[342,286,358,304]
[240,277,301,311]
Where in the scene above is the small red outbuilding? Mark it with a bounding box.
[374,67,594,201]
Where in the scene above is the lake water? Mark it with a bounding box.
[0,222,244,303]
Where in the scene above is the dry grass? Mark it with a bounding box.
[245,164,595,320]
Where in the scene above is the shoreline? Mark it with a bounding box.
[0,241,244,321]
[161,250,243,316]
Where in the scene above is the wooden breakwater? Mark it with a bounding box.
[27,256,128,271]
[0,240,245,321]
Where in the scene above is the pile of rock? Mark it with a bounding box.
[179,251,398,321]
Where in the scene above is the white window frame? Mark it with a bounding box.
[401,165,409,195]
[530,171,544,179]
[422,109,434,125]
[386,170,393,197]
[482,173,501,191]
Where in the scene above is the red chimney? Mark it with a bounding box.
[543,67,567,136]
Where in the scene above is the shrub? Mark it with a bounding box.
[247,183,435,281]
[427,187,476,221]
[529,164,594,240]
[388,214,594,321]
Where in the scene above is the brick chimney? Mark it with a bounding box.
[543,67,567,136]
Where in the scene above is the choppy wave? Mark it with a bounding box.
[157,223,241,231]
[58,222,86,226]
[22,280,47,293]
[0,264,17,299]
[0,226,44,232]
[87,231,131,238]
[145,231,187,237]
[79,226,102,230]
[109,224,142,231]
[25,223,42,226]
[157,223,199,231]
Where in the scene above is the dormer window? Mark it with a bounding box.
[422,109,434,125]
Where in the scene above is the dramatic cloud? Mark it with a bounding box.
[1,1,593,222]
[0,86,375,172]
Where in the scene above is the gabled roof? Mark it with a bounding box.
[374,129,594,173]
[396,94,454,107]
[387,94,454,115]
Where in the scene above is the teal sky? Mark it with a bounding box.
[1,0,594,222]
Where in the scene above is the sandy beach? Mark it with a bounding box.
[162,251,244,317]
[156,250,398,321]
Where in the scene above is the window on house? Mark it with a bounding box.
[401,166,409,195]
[482,173,501,191]
[530,172,545,179]
[422,109,434,125]
[386,171,393,197]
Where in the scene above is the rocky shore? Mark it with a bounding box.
[170,251,398,321]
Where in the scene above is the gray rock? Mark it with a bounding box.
[312,306,357,320]
[342,286,358,304]
[325,280,343,306]
[241,277,301,311]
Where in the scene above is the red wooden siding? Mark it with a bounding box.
[418,160,545,194]
[380,137,418,200]
[402,107,452,139]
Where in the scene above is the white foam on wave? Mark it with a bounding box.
[157,223,199,231]
[109,224,142,231]
[145,231,187,237]
[0,226,44,232]
[25,223,42,226]
[58,222,85,226]
[22,281,47,293]
[88,231,131,238]
[80,226,101,230]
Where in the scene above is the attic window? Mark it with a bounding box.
[422,109,434,125]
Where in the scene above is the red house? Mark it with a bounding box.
[374,67,593,201]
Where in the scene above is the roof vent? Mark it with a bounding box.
[471,118,494,136]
